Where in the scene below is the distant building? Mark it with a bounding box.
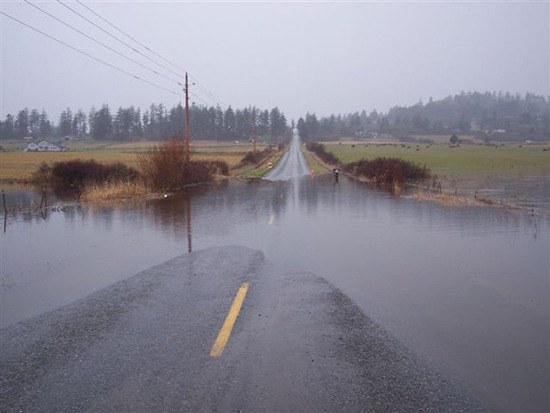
[25,142,39,151]
[23,136,33,141]
[25,140,65,152]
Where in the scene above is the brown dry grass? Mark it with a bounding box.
[1,152,139,182]
[1,150,242,182]
[82,181,148,202]
[407,190,505,208]
[192,153,242,167]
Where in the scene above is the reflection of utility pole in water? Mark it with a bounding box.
[2,190,7,233]
[183,194,192,253]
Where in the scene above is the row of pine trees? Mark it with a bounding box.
[0,104,289,141]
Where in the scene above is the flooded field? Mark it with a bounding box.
[1,175,548,412]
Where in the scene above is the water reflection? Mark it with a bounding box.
[1,176,548,412]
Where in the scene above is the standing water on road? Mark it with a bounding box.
[1,143,548,411]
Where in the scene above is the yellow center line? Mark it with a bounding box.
[210,282,250,357]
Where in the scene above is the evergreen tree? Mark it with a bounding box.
[58,108,73,137]
[73,110,87,136]
[29,109,41,137]
[0,114,15,139]
[15,108,29,138]
[89,104,112,140]
[297,118,308,139]
[224,106,236,140]
[258,110,270,136]
[39,110,52,137]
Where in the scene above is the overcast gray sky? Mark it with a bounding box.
[1,1,548,121]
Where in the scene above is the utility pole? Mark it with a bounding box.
[252,112,257,153]
[184,72,191,164]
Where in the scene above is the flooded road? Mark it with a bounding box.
[1,142,548,411]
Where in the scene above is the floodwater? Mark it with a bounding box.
[1,139,549,412]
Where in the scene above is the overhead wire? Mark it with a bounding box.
[0,11,179,96]
[75,0,183,75]
[57,0,186,81]
[190,93,209,106]
[73,0,226,107]
[24,0,182,87]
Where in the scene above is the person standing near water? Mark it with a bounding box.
[333,167,340,183]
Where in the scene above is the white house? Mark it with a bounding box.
[25,140,65,152]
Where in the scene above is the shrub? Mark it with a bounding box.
[344,157,430,188]
[137,139,214,191]
[38,159,139,188]
[183,161,213,185]
[206,160,229,176]
[239,148,274,166]
[31,162,53,184]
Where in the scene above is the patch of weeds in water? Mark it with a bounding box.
[344,157,431,191]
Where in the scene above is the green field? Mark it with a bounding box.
[325,143,550,177]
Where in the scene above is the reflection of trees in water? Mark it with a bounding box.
[4,179,544,240]
[296,176,543,238]
[84,178,545,240]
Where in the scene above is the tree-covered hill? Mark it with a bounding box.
[297,92,549,142]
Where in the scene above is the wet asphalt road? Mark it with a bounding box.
[1,246,480,412]
[263,133,310,181]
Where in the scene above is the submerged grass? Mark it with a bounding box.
[82,181,149,202]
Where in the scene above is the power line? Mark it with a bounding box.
[75,0,183,75]
[57,0,186,82]
[0,11,179,96]
[24,0,182,87]
[74,0,226,108]
[190,76,227,108]
[190,92,209,106]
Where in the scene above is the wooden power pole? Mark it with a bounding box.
[252,112,257,153]
[184,72,191,164]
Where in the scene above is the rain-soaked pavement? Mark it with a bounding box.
[1,246,480,412]
[1,135,549,412]
[263,133,310,181]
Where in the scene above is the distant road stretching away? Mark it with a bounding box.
[263,132,311,181]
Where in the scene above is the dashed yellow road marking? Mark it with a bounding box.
[210,282,249,357]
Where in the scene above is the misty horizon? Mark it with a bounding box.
[1,2,548,122]
[2,89,549,126]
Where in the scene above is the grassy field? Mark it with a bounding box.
[0,140,249,182]
[3,138,548,182]
[302,148,332,176]
[325,143,550,177]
